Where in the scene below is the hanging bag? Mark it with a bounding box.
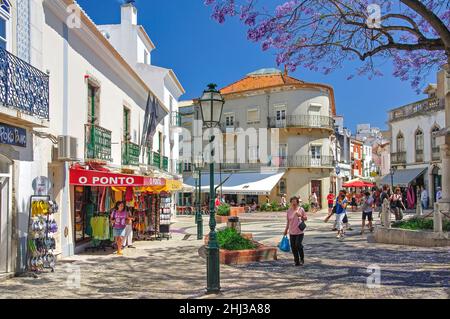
[278,235,291,252]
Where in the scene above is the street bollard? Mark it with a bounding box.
[433,202,443,233]
[382,198,391,228]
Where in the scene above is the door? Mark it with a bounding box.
[0,155,12,273]
[278,144,288,167]
[311,180,322,209]
[275,107,286,128]
[308,105,321,127]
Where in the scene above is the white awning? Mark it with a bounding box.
[184,171,285,195]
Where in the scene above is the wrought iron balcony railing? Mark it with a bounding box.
[415,149,424,163]
[0,47,49,119]
[389,97,443,122]
[185,155,334,171]
[171,111,181,127]
[268,115,334,129]
[432,147,441,161]
[391,151,406,164]
[85,124,112,162]
[148,151,161,169]
[122,141,140,166]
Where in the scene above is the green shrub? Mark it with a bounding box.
[217,228,257,250]
[301,203,311,212]
[260,203,271,212]
[216,204,230,216]
[392,217,450,231]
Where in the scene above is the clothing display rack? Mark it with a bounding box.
[85,211,112,252]
[26,195,58,273]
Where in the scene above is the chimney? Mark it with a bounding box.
[121,1,137,26]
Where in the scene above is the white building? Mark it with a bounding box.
[0,0,184,275]
[333,116,352,190]
[182,68,337,208]
[384,79,445,207]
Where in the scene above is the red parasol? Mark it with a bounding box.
[343,180,375,188]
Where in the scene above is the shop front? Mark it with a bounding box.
[69,166,175,253]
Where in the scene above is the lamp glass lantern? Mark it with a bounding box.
[198,84,225,129]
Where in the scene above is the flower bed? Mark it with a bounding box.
[392,217,450,231]
[203,228,277,265]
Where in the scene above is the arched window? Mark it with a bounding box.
[396,132,404,152]
[415,129,424,162]
[431,125,440,161]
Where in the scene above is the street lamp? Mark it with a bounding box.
[390,166,397,192]
[194,156,204,240]
[198,83,225,294]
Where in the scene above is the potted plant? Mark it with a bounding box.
[216,203,231,223]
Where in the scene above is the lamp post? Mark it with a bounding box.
[198,83,225,294]
[390,166,397,192]
[194,164,203,240]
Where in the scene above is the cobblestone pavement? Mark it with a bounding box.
[0,211,449,299]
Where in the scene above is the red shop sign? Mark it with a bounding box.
[69,168,166,187]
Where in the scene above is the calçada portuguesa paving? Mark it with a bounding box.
[0,211,449,299]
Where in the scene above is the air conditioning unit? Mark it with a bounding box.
[57,136,78,161]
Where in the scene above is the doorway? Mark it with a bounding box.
[0,154,12,273]
[311,180,322,209]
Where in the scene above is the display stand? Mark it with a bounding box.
[159,194,172,240]
[26,195,58,273]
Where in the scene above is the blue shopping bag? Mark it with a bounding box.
[278,235,290,252]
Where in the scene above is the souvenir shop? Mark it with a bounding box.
[69,166,174,253]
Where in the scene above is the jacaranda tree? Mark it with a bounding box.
[205,0,450,92]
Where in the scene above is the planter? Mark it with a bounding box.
[215,215,229,224]
[230,207,245,217]
[204,233,253,245]
[219,243,277,265]
[374,226,450,247]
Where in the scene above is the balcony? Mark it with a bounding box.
[415,149,424,163]
[268,115,334,130]
[162,156,169,171]
[205,155,334,171]
[85,124,112,162]
[171,111,181,127]
[122,141,140,166]
[389,97,443,122]
[0,47,49,123]
[148,151,161,169]
[432,147,441,161]
[391,151,406,164]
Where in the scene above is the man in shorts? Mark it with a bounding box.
[360,191,374,235]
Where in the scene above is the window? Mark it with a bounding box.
[415,129,424,162]
[396,132,404,152]
[87,83,100,125]
[311,145,322,159]
[224,113,234,127]
[123,107,131,140]
[431,125,440,149]
[0,0,10,14]
[249,146,258,162]
[247,108,260,124]
[279,179,286,195]
[415,129,424,151]
[0,17,5,49]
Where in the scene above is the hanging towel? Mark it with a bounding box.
[99,187,107,212]
[407,186,415,209]
[125,186,134,202]
[105,188,111,212]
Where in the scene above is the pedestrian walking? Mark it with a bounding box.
[110,201,127,256]
[280,194,287,208]
[360,191,374,235]
[420,186,429,209]
[283,196,308,266]
[350,192,358,212]
[335,193,348,239]
[310,192,318,213]
[327,191,335,216]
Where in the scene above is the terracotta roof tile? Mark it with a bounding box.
[220,74,304,95]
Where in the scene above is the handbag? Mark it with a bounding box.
[278,235,290,252]
[298,220,307,231]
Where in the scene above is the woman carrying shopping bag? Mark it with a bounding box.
[283,196,308,266]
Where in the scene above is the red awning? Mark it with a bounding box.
[69,168,166,187]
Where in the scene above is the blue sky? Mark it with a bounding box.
[76,0,438,132]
